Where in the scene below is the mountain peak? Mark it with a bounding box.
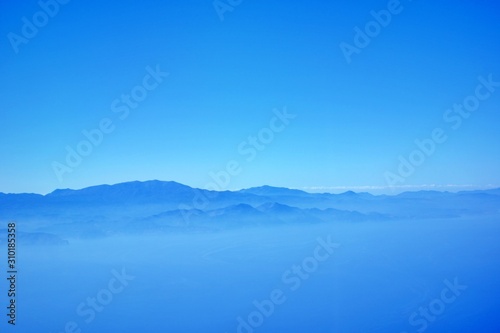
[239,185,309,197]
[44,180,197,204]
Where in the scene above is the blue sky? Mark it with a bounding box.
[1,0,499,194]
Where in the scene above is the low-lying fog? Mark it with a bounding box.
[17,218,500,332]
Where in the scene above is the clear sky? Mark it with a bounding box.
[1,0,499,194]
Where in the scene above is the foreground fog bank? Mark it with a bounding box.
[12,218,500,333]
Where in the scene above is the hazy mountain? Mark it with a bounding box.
[239,186,311,197]
[0,230,68,246]
[1,180,499,240]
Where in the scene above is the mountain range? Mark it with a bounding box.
[1,180,499,243]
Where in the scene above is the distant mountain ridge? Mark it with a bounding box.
[1,180,499,243]
[2,179,499,200]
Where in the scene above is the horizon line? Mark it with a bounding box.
[1,180,498,196]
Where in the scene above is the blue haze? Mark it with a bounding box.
[1,181,500,332]
[0,0,500,332]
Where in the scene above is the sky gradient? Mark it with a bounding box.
[1,0,500,194]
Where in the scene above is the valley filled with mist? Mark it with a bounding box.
[1,181,499,332]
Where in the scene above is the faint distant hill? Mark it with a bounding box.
[0,230,68,246]
[0,180,499,239]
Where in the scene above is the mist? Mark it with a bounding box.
[16,217,500,332]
